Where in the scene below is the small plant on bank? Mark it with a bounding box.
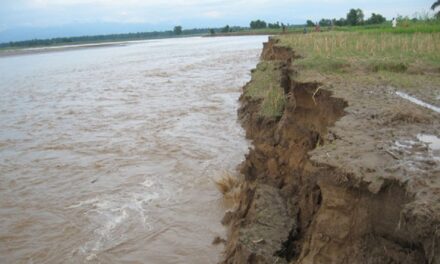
[244,61,286,118]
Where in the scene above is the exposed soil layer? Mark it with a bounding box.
[221,38,440,264]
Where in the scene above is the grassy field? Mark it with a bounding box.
[281,20,440,73]
[286,30,439,102]
[332,20,440,33]
[281,31,440,73]
[246,21,440,118]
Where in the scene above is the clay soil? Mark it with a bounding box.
[219,38,440,264]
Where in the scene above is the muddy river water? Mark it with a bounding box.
[0,36,267,263]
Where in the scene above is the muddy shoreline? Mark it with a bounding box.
[220,38,440,263]
[0,42,133,57]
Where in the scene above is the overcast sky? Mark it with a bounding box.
[0,0,435,42]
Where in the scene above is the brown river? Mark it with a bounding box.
[0,36,267,263]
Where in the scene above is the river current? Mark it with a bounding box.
[0,36,266,263]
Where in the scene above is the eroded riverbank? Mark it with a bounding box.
[221,38,440,263]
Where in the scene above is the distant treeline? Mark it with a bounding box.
[306,8,438,27]
[0,28,212,49]
[305,9,387,27]
[214,21,303,34]
[213,9,388,35]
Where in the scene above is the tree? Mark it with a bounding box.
[432,1,440,17]
[333,18,347,26]
[306,20,315,27]
[221,25,230,33]
[346,8,364,26]
[173,26,182,35]
[209,29,215,35]
[319,19,332,27]
[365,13,386,24]
[268,22,281,29]
[250,20,267,29]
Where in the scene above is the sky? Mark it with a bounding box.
[0,0,436,42]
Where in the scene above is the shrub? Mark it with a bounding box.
[366,13,386,25]
[250,20,267,29]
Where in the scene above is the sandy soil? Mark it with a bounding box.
[220,38,440,264]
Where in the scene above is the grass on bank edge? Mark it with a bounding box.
[244,61,286,118]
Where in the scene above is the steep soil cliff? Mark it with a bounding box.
[221,38,440,264]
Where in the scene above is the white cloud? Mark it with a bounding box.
[202,11,222,18]
[2,0,434,32]
[28,0,227,8]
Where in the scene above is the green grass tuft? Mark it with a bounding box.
[245,61,286,117]
[260,85,286,117]
[370,61,408,73]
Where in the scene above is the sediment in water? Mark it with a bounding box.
[221,38,439,264]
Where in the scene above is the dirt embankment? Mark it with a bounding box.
[220,38,440,264]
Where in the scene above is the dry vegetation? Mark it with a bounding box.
[215,172,239,195]
[215,172,243,208]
